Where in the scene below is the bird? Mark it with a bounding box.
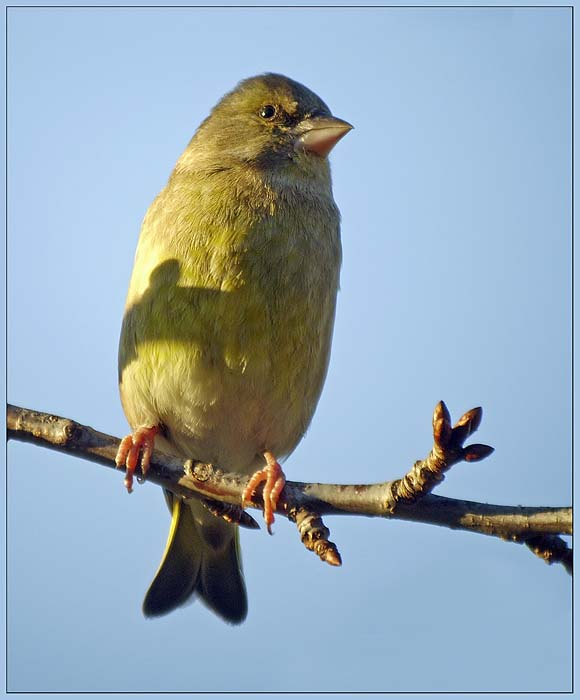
[116,73,351,623]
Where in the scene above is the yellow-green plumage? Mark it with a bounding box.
[118,73,349,622]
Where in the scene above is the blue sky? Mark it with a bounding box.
[6,4,571,694]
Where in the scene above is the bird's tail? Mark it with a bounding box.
[142,495,247,623]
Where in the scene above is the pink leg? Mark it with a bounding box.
[115,426,159,493]
[242,451,286,534]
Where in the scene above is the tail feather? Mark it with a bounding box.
[199,534,248,624]
[142,496,247,623]
[142,497,202,617]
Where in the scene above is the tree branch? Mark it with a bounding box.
[6,403,572,574]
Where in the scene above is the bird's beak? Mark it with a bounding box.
[294,116,353,158]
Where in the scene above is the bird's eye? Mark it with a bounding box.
[259,105,277,120]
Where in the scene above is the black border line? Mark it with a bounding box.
[4,3,7,697]
[571,4,574,696]
[1,4,577,8]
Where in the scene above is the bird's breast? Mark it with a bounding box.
[119,176,341,471]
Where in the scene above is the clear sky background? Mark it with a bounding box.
[6,4,571,694]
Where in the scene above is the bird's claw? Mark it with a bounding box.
[115,426,159,493]
[242,451,286,534]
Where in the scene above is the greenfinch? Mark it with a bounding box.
[116,73,351,623]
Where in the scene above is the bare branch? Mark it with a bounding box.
[7,403,572,574]
[524,535,573,575]
[288,507,342,566]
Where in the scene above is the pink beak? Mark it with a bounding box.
[295,116,353,158]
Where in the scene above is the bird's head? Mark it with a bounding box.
[179,73,352,178]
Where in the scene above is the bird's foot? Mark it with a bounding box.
[242,451,286,534]
[115,426,159,493]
